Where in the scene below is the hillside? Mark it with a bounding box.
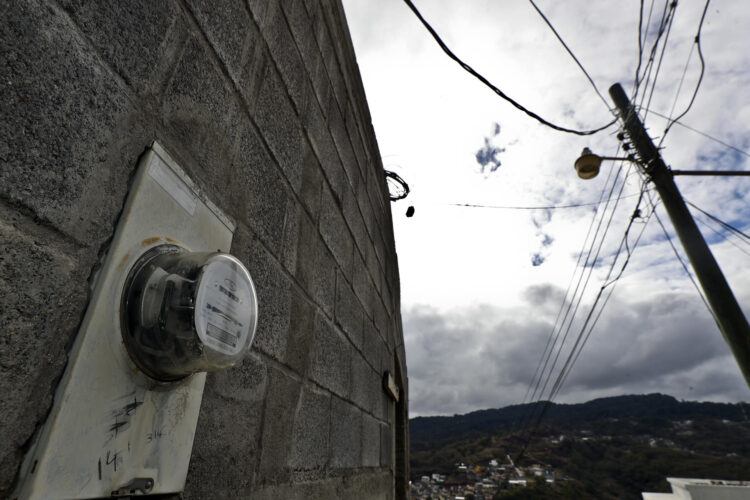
[410,394,750,499]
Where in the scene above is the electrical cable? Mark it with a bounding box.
[686,200,750,243]
[646,191,717,321]
[516,183,652,462]
[527,0,613,112]
[633,0,646,98]
[695,214,750,259]
[634,0,672,105]
[446,192,645,211]
[642,109,750,158]
[659,0,711,146]
[384,170,410,201]
[633,0,657,99]
[531,164,630,411]
[642,0,678,125]
[517,158,633,440]
[664,42,695,134]
[519,152,623,415]
[556,186,654,393]
[402,0,617,136]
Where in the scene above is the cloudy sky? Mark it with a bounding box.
[342,0,750,416]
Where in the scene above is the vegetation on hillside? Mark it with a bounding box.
[411,394,750,499]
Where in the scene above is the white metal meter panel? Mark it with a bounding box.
[13,142,236,499]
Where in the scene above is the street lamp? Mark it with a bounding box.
[574,147,750,180]
[573,147,634,179]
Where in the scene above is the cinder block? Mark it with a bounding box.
[305,100,345,202]
[284,289,316,376]
[329,397,362,469]
[315,16,347,115]
[372,297,389,342]
[232,123,290,254]
[362,318,383,372]
[0,0,135,244]
[380,423,393,469]
[338,472,393,500]
[185,0,254,82]
[352,249,374,322]
[356,178,377,246]
[263,2,307,117]
[247,0,272,28]
[231,225,291,363]
[162,36,242,200]
[290,386,330,470]
[185,392,262,497]
[60,0,179,93]
[366,364,385,419]
[206,352,267,404]
[312,238,337,318]
[280,203,317,289]
[258,366,302,484]
[254,62,303,193]
[282,0,324,95]
[0,216,87,495]
[335,272,364,350]
[308,312,351,398]
[361,415,381,467]
[327,98,360,193]
[298,138,324,221]
[350,354,370,411]
[365,244,383,296]
[343,187,369,260]
[319,186,353,276]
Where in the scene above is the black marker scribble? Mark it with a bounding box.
[109,417,128,437]
[123,396,143,416]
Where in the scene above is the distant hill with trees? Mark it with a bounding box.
[410,394,750,499]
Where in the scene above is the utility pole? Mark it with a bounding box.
[609,82,750,386]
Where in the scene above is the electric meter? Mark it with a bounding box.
[122,245,258,381]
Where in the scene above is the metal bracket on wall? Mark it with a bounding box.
[383,371,401,402]
[13,142,236,499]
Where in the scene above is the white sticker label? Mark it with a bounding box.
[148,154,198,215]
[194,259,255,356]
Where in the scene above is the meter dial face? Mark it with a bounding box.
[194,255,257,357]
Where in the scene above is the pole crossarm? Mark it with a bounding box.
[671,170,750,176]
[609,82,750,387]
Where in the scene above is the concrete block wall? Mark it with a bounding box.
[0,0,408,498]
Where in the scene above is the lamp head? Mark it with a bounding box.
[574,147,602,180]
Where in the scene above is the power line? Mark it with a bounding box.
[633,0,656,98]
[660,0,711,145]
[647,192,717,321]
[634,0,673,105]
[643,109,750,158]
[527,0,613,112]
[516,181,651,463]
[665,42,695,133]
[558,197,655,392]
[686,200,750,242]
[642,0,678,124]
[519,154,624,417]
[517,158,634,442]
[695,213,750,259]
[401,0,617,136]
[445,192,645,211]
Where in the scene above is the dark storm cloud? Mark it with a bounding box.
[403,289,747,416]
[523,284,566,308]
